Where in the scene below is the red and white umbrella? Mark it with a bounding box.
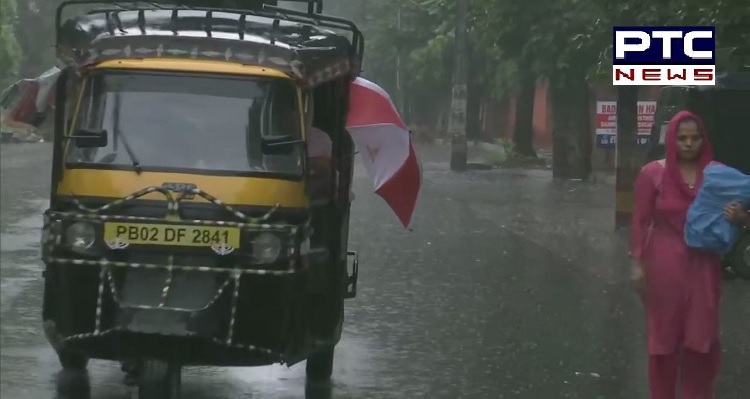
[346,77,422,228]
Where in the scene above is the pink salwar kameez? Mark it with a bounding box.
[630,111,722,399]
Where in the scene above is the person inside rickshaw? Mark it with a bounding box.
[258,86,304,173]
[304,94,334,201]
[303,93,355,203]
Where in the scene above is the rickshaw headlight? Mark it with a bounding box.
[65,222,96,253]
[252,233,281,263]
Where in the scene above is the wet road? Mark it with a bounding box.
[2,143,749,398]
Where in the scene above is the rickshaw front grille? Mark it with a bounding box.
[40,188,314,360]
[107,251,236,268]
[110,264,231,310]
[102,246,298,271]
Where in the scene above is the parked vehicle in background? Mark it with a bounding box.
[0,67,60,143]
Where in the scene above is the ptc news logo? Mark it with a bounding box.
[613,26,715,86]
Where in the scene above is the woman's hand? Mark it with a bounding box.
[724,201,750,226]
[630,260,646,303]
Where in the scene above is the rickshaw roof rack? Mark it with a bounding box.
[55,0,363,87]
[161,1,325,14]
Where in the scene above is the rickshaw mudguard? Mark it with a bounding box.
[39,185,336,366]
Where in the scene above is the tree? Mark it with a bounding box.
[539,0,605,180]
[0,0,22,88]
[361,0,454,128]
[470,0,602,177]
[511,58,537,157]
[21,0,745,179]
[14,1,63,78]
[359,0,750,178]
[471,0,544,158]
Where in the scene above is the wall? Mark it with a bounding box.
[481,81,661,163]
[481,80,552,152]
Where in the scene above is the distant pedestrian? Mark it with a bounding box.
[629,110,748,399]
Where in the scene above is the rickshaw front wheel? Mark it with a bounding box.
[137,359,181,399]
[57,348,89,370]
[306,347,335,382]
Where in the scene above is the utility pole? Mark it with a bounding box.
[614,86,640,229]
[448,0,468,171]
[395,5,406,115]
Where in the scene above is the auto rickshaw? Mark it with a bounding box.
[646,47,750,279]
[41,0,362,396]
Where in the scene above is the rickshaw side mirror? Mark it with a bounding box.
[261,135,302,155]
[71,128,108,148]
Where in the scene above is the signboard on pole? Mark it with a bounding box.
[636,101,657,145]
[595,101,617,148]
[595,100,657,148]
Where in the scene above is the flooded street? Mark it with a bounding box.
[2,143,749,398]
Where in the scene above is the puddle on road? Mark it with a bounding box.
[0,276,37,309]
[1,200,47,253]
[0,231,41,252]
[0,346,127,399]
[0,201,47,310]
[0,260,43,315]
[0,335,384,399]
[0,198,48,220]
[12,203,48,226]
[186,333,382,397]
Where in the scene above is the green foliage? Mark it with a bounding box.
[0,0,22,88]
[9,0,746,118]
[360,0,453,97]
[15,0,106,78]
[15,0,66,78]
[362,0,750,112]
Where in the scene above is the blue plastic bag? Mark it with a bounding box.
[685,163,750,254]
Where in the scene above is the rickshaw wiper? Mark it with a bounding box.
[112,89,141,174]
[115,128,142,174]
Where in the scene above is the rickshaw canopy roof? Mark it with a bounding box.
[55,1,363,87]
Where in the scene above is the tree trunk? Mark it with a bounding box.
[512,65,537,157]
[550,68,592,180]
[465,43,484,141]
[614,85,640,228]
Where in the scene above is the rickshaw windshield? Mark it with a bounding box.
[66,70,303,175]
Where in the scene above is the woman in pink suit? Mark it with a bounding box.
[630,110,749,399]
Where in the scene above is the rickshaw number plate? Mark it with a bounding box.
[103,223,240,248]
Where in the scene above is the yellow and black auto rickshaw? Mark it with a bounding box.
[41,0,362,396]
